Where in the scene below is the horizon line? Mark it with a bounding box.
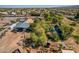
[0,5,76,8]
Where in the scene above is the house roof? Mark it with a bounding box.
[10,23,17,30]
[14,21,30,29]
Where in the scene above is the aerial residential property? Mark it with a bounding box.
[0,5,79,53]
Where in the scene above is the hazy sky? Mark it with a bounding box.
[0,5,71,8]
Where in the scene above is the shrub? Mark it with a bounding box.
[69,22,76,26]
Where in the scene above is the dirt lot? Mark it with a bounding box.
[62,17,79,52]
[0,30,30,53]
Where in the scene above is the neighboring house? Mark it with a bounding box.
[22,11,26,15]
[11,12,16,15]
[0,12,8,15]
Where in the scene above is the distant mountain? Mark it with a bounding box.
[0,5,79,8]
[0,5,67,8]
[56,5,79,8]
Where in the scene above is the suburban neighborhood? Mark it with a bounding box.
[0,6,79,53]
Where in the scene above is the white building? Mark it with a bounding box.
[0,12,8,15]
[11,12,16,15]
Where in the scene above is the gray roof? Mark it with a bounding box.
[14,21,30,29]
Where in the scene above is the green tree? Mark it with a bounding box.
[75,13,79,19]
[30,20,47,47]
[60,24,74,40]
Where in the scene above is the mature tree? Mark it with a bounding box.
[60,24,74,40]
[30,20,47,47]
[75,13,79,19]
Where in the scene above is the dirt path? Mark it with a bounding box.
[0,30,29,53]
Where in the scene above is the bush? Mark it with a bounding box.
[23,38,33,47]
[52,32,60,41]
[69,22,76,26]
[31,12,40,16]
[10,20,16,24]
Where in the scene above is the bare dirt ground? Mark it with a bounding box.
[61,17,79,52]
[62,17,73,24]
[64,37,79,53]
[0,30,29,53]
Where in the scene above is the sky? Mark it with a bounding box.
[0,5,71,8]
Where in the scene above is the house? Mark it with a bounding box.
[10,21,30,32]
[9,23,17,30]
[0,12,8,15]
[22,11,26,15]
[11,12,16,15]
[19,18,25,22]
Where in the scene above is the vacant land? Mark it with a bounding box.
[0,30,30,53]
